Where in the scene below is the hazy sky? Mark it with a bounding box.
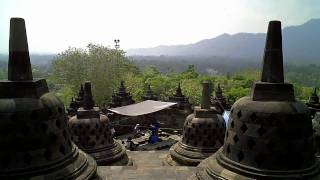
[0,0,319,53]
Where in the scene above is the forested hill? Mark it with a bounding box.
[127,19,320,63]
[0,54,56,67]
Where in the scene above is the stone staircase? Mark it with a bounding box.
[97,151,203,180]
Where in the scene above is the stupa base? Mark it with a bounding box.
[0,147,97,180]
[195,149,320,180]
[165,142,218,166]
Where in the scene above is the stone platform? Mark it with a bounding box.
[97,151,203,179]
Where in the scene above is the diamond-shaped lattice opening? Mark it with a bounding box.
[257,126,266,136]
[237,110,242,118]
[237,151,244,161]
[203,129,207,135]
[90,129,95,135]
[21,125,30,136]
[219,138,224,145]
[40,123,48,133]
[59,144,66,155]
[226,144,231,154]
[231,121,234,128]
[211,140,217,146]
[1,156,11,168]
[255,154,265,167]
[240,123,248,133]
[195,128,199,133]
[194,141,198,146]
[10,113,19,122]
[23,153,32,165]
[267,115,278,125]
[202,141,207,146]
[47,108,53,117]
[56,119,61,128]
[247,139,255,150]
[30,111,37,120]
[58,107,63,114]
[266,141,275,151]
[90,141,96,147]
[233,135,239,143]
[68,139,72,147]
[250,113,257,122]
[212,129,216,134]
[63,129,67,139]
[44,149,52,161]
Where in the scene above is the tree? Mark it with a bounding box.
[51,44,137,105]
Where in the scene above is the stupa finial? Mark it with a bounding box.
[8,18,33,81]
[261,21,284,83]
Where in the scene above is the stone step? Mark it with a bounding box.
[96,150,203,179]
[97,165,201,180]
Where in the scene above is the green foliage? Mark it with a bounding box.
[49,45,316,107]
[50,44,136,105]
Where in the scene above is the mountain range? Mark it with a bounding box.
[127,19,320,63]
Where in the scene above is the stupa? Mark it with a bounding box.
[196,21,320,180]
[306,87,320,117]
[69,81,129,165]
[165,81,226,166]
[142,84,159,101]
[169,83,192,111]
[313,112,320,159]
[0,18,96,179]
[212,83,231,111]
[109,81,135,108]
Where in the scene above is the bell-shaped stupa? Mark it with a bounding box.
[196,21,320,180]
[0,18,96,179]
[69,81,129,165]
[165,81,225,166]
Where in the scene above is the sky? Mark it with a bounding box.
[0,0,319,54]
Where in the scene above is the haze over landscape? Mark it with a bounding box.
[0,0,320,54]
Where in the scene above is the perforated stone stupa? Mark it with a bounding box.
[109,81,135,108]
[68,81,129,165]
[196,21,320,180]
[0,18,96,179]
[169,83,192,112]
[212,83,231,111]
[165,81,226,166]
[307,87,320,118]
[142,84,159,101]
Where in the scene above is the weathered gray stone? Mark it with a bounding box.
[196,21,320,180]
[165,81,225,166]
[0,18,96,179]
[69,81,130,166]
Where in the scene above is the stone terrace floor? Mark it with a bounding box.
[97,150,203,180]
